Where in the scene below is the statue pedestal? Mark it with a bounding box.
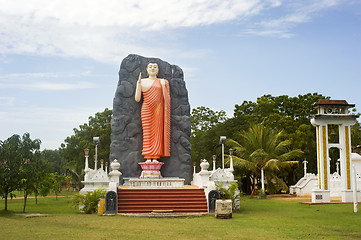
[139,161,164,179]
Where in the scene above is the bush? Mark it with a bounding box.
[72,189,107,214]
[259,189,267,199]
[216,182,240,210]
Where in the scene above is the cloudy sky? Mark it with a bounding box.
[0,0,360,150]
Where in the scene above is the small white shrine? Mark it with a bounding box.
[290,153,361,198]
[306,99,359,202]
[80,138,121,194]
[192,138,238,201]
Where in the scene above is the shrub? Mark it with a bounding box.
[72,189,107,214]
[216,182,240,210]
[259,189,267,199]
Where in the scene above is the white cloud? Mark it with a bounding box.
[244,0,344,38]
[0,72,97,90]
[0,0,280,63]
[0,0,348,61]
[0,106,102,149]
[0,97,15,106]
[0,0,263,28]
[0,81,96,91]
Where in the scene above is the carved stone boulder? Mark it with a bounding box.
[110,54,191,184]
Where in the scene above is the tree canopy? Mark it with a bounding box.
[191,106,227,134]
[0,133,41,210]
[61,108,112,175]
[227,124,303,195]
[190,93,361,192]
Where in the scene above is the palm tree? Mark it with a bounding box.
[227,123,303,197]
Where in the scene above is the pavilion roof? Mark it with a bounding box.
[315,99,355,107]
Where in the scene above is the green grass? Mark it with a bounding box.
[9,188,78,198]
[1,196,361,240]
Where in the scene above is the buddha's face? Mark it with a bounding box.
[147,63,159,76]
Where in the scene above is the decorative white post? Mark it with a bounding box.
[336,159,340,176]
[100,159,104,170]
[109,159,122,192]
[229,148,234,173]
[219,136,226,170]
[199,159,211,190]
[222,145,224,169]
[212,155,216,171]
[84,148,90,181]
[93,137,100,170]
[353,165,358,213]
[303,159,308,176]
[261,168,265,192]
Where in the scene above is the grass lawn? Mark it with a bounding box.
[1,195,361,240]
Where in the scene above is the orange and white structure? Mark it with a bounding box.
[310,99,358,203]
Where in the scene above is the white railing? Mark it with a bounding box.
[129,178,185,188]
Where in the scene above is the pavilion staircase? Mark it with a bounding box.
[117,188,208,213]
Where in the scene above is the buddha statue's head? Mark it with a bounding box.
[146,63,159,77]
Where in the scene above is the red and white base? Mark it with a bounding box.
[139,161,164,179]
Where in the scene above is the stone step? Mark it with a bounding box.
[118,194,205,199]
[118,198,206,202]
[117,189,205,194]
[118,208,208,213]
[119,201,207,208]
[117,187,208,213]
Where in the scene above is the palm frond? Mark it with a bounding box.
[278,160,299,169]
[264,159,280,171]
[277,149,303,161]
[231,155,258,172]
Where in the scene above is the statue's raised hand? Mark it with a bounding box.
[137,72,142,84]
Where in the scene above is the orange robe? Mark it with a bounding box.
[141,78,171,159]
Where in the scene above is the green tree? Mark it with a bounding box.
[49,172,66,200]
[18,133,41,212]
[229,93,327,180]
[41,149,64,173]
[227,124,303,197]
[352,122,361,149]
[190,106,228,169]
[61,108,112,175]
[0,135,22,211]
[20,158,35,212]
[0,133,41,211]
[32,157,52,204]
[191,106,227,134]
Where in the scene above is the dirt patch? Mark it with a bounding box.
[17,213,50,218]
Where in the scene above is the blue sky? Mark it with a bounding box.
[0,0,360,150]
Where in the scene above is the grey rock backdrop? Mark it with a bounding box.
[110,54,192,184]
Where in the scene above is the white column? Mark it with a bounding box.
[311,124,331,203]
[94,144,98,170]
[353,165,358,213]
[222,143,224,169]
[84,156,89,181]
[229,155,234,173]
[303,160,308,176]
[340,124,354,202]
[261,168,265,192]
[212,155,216,171]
